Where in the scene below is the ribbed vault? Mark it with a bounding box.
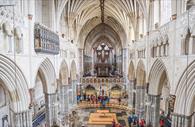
[57,0,147,46]
[84,23,122,55]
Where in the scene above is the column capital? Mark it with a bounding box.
[171,112,194,119]
[147,93,161,97]
[78,48,84,51]
[136,85,147,89]
[171,14,177,20]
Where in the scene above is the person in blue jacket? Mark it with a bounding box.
[128,115,133,127]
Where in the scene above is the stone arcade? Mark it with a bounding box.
[0,0,195,127]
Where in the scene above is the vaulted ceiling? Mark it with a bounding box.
[55,0,148,48]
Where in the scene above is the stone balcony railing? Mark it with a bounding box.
[34,23,60,55]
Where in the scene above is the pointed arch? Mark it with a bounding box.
[59,60,69,85]
[70,60,77,81]
[128,61,135,80]
[136,60,146,86]
[0,54,30,112]
[175,60,195,115]
[36,58,56,94]
[148,59,169,95]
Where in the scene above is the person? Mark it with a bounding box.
[118,97,121,105]
[98,95,100,102]
[83,93,86,101]
[102,99,106,108]
[132,113,138,125]
[160,118,164,127]
[139,119,145,127]
[87,95,90,102]
[77,94,80,103]
[90,94,93,103]
[115,123,119,127]
[96,97,98,104]
[115,123,123,127]
[128,115,133,127]
[107,96,109,103]
[112,119,116,127]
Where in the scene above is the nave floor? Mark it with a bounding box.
[75,108,130,127]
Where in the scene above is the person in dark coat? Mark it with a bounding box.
[128,115,133,127]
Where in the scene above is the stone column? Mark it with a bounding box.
[171,0,177,20]
[122,48,128,76]
[146,94,161,127]
[109,49,112,64]
[153,0,160,25]
[156,46,159,57]
[45,93,58,127]
[135,85,146,119]
[92,48,94,75]
[160,45,163,57]
[59,85,69,115]
[72,80,78,105]
[192,36,195,54]
[128,80,134,108]
[68,85,73,109]
[59,85,69,127]
[125,79,135,109]
[192,113,195,127]
[15,110,32,127]
[145,95,151,126]
[78,48,84,76]
[189,37,194,55]
[172,113,193,127]
[165,44,168,56]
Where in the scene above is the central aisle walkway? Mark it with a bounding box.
[74,108,130,127]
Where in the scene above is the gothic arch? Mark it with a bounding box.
[136,60,146,86]
[59,60,69,85]
[128,61,135,80]
[70,60,77,81]
[175,60,195,115]
[36,58,56,94]
[148,59,170,95]
[181,28,191,55]
[0,54,30,112]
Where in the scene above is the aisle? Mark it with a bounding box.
[75,108,130,127]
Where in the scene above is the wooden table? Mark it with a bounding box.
[88,112,117,125]
[96,110,109,113]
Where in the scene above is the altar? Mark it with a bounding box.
[88,110,118,126]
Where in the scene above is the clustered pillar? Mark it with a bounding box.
[15,110,32,127]
[128,79,136,109]
[135,85,146,119]
[67,85,73,108]
[59,85,69,115]
[45,93,58,127]
[145,94,161,127]
[172,113,195,127]
[78,49,84,76]
[122,48,128,76]
[72,80,78,105]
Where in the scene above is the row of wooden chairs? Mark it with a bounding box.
[77,102,133,112]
